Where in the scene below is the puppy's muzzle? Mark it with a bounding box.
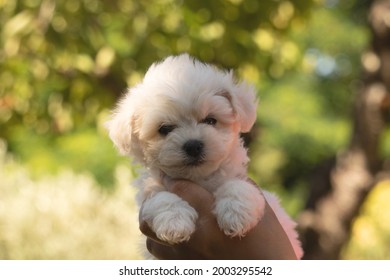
[183,140,204,164]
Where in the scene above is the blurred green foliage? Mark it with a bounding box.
[0,0,316,187]
[343,180,390,259]
[2,0,389,259]
[0,0,368,188]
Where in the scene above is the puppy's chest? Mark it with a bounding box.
[192,153,249,192]
[193,168,247,193]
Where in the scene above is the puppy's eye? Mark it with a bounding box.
[158,124,176,136]
[201,116,217,126]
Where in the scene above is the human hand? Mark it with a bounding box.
[139,178,298,260]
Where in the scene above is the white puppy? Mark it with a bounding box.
[107,54,303,259]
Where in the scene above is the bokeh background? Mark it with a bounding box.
[1,0,389,259]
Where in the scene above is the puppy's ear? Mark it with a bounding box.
[105,93,137,156]
[221,80,258,133]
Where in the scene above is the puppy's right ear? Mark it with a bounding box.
[105,94,134,156]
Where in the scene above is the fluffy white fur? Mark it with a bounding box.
[106,54,303,259]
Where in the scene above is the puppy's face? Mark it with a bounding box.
[107,54,257,180]
[135,90,240,179]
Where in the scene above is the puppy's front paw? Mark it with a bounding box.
[141,192,198,244]
[213,180,265,237]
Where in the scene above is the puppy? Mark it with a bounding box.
[107,54,303,259]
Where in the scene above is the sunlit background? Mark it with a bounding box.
[1,0,389,259]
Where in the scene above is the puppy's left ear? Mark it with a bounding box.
[224,81,258,133]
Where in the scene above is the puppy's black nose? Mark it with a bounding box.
[183,140,204,158]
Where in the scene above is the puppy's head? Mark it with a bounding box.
[106,54,258,179]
